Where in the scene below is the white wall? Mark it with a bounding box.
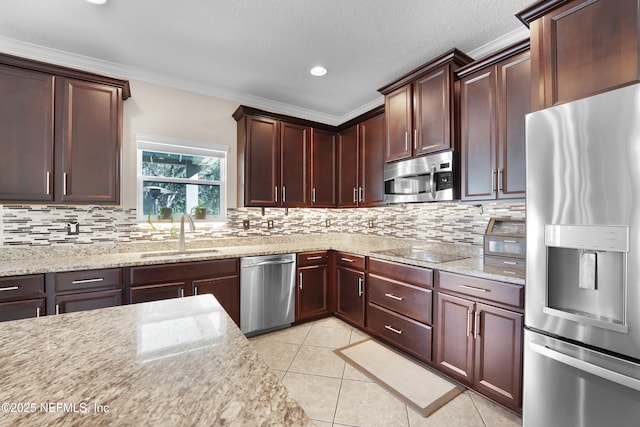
[121,80,239,209]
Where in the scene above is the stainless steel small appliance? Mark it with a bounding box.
[524,83,640,427]
[383,151,456,204]
[240,253,296,336]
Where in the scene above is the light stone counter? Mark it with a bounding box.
[0,233,523,285]
[0,294,314,426]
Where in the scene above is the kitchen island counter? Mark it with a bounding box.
[0,294,313,426]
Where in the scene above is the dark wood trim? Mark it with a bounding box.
[515,0,573,26]
[377,48,473,95]
[0,53,131,99]
[335,104,384,132]
[232,105,336,132]
[456,40,531,79]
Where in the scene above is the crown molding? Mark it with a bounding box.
[466,26,530,60]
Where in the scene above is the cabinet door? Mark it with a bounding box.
[244,115,280,206]
[0,299,45,322]
[497,52,530,200]
[193,276,240,326]
[129,282,186,304]
[296,265,329,321]
[435,292,475,384]
[0,65,54,202]
[358,113,385,207]
[280,122,310,207]
[55,289,122,314]
[336,267,365,327]
[384,84,412,161]
[460,68,497,201]
[57,78,121,204]
[414,66,452,155]
[310,128,336,207]
[474,303,523,410]
[336,125,359,207]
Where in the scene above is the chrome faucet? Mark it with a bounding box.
[178,214,196,253]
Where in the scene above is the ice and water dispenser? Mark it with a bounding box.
[544,225,629,332]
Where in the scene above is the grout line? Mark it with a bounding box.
[467,391,489,427]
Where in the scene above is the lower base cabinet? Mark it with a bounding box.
[55,289,122,314]
[48,268,123,315]
[335,252,366,328]
[296,251,331,322]
[193,276,240,326]
[0,274,46,321]
[0,298,45,321]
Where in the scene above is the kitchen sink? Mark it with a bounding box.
[141,248,220,258]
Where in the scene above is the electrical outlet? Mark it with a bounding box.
[368,219,375,228]
[67,222,80,235]
[267,219,274,229]
[243,220,250,230]
[325,219,331,227]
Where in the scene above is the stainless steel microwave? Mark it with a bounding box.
[383,151,456,204]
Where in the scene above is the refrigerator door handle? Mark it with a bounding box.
[529,340,640,392]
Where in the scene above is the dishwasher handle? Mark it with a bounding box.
[242,259,295,268]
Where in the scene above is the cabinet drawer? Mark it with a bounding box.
[367,303,432,362]
[368,274,432,324]
[56,289,122,314]
[439,271,523,309]
[54,268,122,293]
[0,275,45,302]
[297,251,329,267]
[368,258,433,288]
[0,298,45,321]
[484,256,525,277]
[336,252,365,270]
[129,282,186,304]
[130,259,238,285]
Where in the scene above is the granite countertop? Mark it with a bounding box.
[0,294,314,426]
[0,234,524,285]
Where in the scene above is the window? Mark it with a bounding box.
[136,134,227,221]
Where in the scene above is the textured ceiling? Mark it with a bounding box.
[0,0,531,124]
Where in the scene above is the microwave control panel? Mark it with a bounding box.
[435,171,453,190]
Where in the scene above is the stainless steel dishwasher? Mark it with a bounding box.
[240,253,296,336]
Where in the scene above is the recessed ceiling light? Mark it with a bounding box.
[310,66,328,77]
[86,0,108,4]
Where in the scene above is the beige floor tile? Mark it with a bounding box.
[271,369,286,381]
[304,325,352,348]
[349,328,371,344]
[248,340,300,371]
[289,345,346,378]
[334,379,409,427]
[342,363,374,382]
[252,323,312,345]
[313,317,353,330]
[312,421,332,427]
[281,372,342,423]
[407,392,485,427]
[468,391,522,427]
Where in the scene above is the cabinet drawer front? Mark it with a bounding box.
[297,251,329,267]
[0,298,45,322]
[368,274,432,324]
[336,252,365,269]
[55,268,122,293]
[367,303,432,362]
[483,256,525,277]
[56,289,122,314]
[130,259,238,285]
[439,271,523,309]
[129,282,186,304]
[368,258,433,288]
[0,275,44,302]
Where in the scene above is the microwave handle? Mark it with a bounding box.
[430,166,436,199]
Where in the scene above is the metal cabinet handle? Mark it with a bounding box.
[404,131,409,152]
[430,166,436,199]
[503,240,518,244]
[353,187,357,203]
[491,169,497,193]
[358,187,364,203]
[474,311,480,339]
[340,257,355,263]
[498,168,504,192]
[467,309,473,337]
[56,304,60,315]
[194,286,198,296]
[274,186,278,203]
[358,277,364,296]
[299,272,303,290]
[459,284,490,293]
[385,325,403,335]
[180,288,184,298]
[63,172,68,196]
[0,286,19,292]
[306,256,323,261]
[384,293,403,301]
[311,187,316,203]
[413,129,418,150]
[502,260,518,265]
[71,277,104,285]
[46,171,51,195]
[282,186,286,203]
[36,307,41,318]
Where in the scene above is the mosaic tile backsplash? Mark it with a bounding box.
[0,202,525,248]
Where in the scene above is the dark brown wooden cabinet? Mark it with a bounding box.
[280,122,311,207]
[335,252,365,327]
[296,251,331,322]
[379,49,472,162]
[47,268,123,315]
[0,274,46,321]
[336,110,385,207]
[517,0,640,111]
[128,258,240,326]
[310,129,336,207]
[435,271,524,412]
[0,54,128,204]
[458,42,530,202]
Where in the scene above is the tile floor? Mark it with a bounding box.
[248,317,523,427]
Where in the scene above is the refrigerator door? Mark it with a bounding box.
[525,82,640,360]
[523,329,640,427]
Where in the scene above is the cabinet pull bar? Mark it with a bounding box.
[459,284,490,293]
[413,129,418,150]
[46,171,50,195]
[306,256,323,260]
[340,257,355,263]
[474,311,480,339]
[384,325,403,335]
[311,187,316,203]
[194,286,198,296]
[502,261,518,265]
[384,293,403,301]
[491,169,497,193]
[358,277,364,296]
[71,277,104,285]
[55,304,60,316]
[63,172,68,196]
[503,240,518,243]
[180,288,184,298]
[467,309,473,337]
[0,286,19,292]
[299,272,303,290]
[282,186,286,203]
[353,187,357,203]
[274,186,278,203]
[498,168,504,192]
[358,187,363,203]
[36,307,41,318]
[404,131,409,152]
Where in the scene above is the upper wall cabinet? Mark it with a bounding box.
[517,0,640,111]
[378,49,473,162]
[0,54,129,205]
[457,41,531,202]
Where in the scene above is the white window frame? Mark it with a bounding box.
[136,133,228,222]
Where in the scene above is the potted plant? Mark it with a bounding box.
[160,207,173,219]
[192,205,207,220]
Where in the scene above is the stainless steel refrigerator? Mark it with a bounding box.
[524,83,640,427]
